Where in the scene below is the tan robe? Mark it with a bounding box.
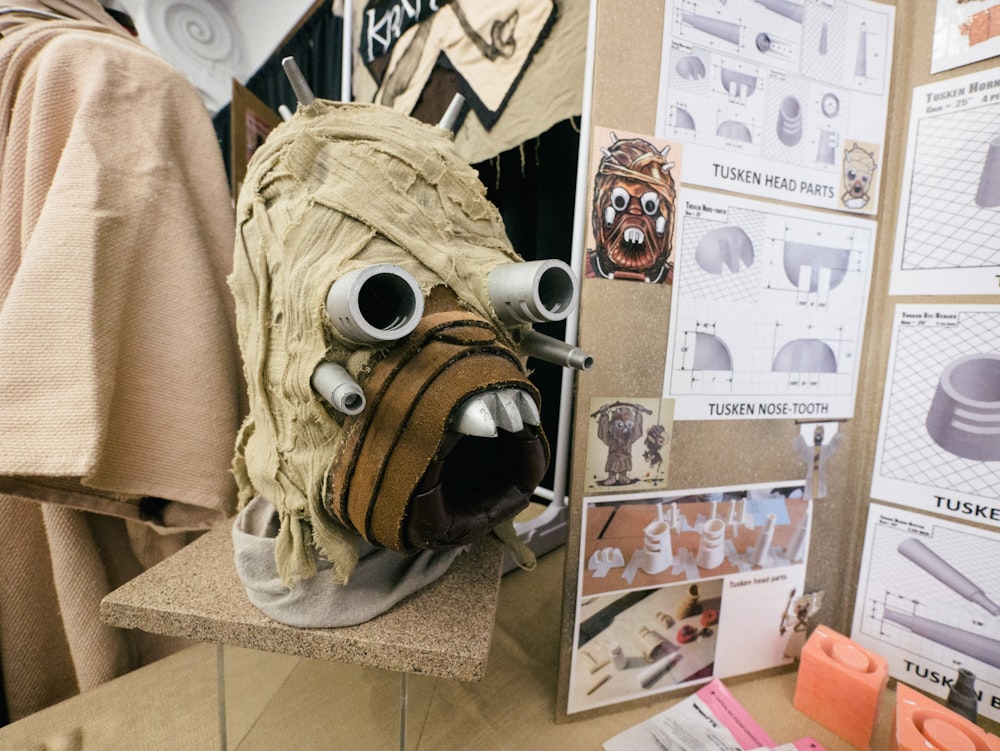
[0,1,243,719]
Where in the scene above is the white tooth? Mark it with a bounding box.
[656,216,666,236]
[604,206,615,226]
[494,390,525,433]
[625,228,645,245]
[450,395,498,437]
[516,390,540,426]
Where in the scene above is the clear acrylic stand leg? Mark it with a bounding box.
[399,672,408,751]
[217,643,228,751]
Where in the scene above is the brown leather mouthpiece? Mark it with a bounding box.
[326,291,549,554]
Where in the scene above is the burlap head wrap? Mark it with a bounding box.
[230,101,543,587]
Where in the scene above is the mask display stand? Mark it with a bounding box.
[100,523,505,751]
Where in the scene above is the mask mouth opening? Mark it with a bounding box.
[326,292,551,555]
[404,425,548,550]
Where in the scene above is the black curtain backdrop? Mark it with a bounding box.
[213,4,344,180]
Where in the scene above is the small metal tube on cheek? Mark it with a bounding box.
[311,361,366,416]
[521,330,594,372]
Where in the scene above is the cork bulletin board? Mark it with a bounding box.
[556,0,1000,724]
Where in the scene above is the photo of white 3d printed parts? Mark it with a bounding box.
[662,189,875,421]
[567,482,810,713]
[654,0,894,213]
[870,304,1000,527]
[889,67,1000,296]
[931,1,1000,77]
[851,504,1000,724]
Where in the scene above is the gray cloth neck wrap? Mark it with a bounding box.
[232,495,462,628]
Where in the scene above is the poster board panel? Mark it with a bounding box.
[557,0,867,721]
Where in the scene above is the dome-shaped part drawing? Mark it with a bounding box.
[783,242,850,291]
[721,67,757,98]
[772,339,837,373]
[926,353,1000,461]
[693,332,734,371]
[675,107,696,131]
[695,225,755,275]
[717,120,753,143]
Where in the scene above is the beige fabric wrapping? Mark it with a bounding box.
[231,101,528,586]
[0,0,243,718]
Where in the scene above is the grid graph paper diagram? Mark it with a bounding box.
[890,69,1000,295]
[850,504,1000,723]
[870,305,1000,523]
[655,0,894,213]
[663,189,876,421]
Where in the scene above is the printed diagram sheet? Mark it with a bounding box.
[663,189,875,422]
[932,1,1000,75]
[871,305,1000,528]
[655,0,894,214]
[851,504,1000,724]
[890,69,1000,296]
[567,482,810,714]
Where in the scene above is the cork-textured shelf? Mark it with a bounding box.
[100,521,505,681]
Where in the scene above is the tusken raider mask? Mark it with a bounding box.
[229,99,589,591]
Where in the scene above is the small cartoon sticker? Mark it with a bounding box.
[840,142,879,210]
[586,397,674,493]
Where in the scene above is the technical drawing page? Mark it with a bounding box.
[931,1,1000,75]
[655,0,894,215]
[851,504,1000,723]
[662,189,875,421]
[890,70,1000,295]
[567,481,808,715]
[870,305,1000,527]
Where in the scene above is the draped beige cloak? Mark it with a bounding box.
[0,0,243,720]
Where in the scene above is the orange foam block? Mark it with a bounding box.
[793,626,888,749]
[892,682,1000,751]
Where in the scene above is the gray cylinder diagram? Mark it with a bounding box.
[898,538,1000,615]
[681,13,741,45]
[975,135,1000,208]
[816,131,838,165]
[755,0,804,23]
[884,609,1000,669]
[776,96,803,146]
[925,353,1000,461]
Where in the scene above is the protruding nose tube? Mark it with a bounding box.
[325,264,424,344]
[488,259,579,325]
[521,330,594,371]
[311,361,366,415]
